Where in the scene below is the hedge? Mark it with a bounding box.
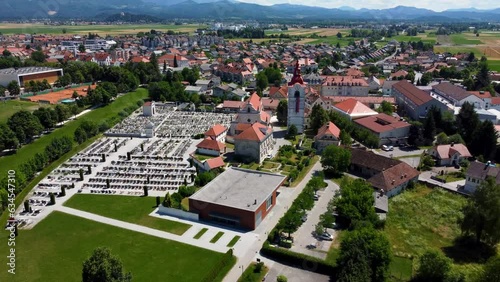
[260,242,336,276]
[202,249,234,282]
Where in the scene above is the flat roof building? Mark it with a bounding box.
[189,167,286,230]
[0,67,63,87]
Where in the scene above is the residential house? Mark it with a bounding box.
[195,79,214,92]
[392,80,448,120]
[204,124,228,143]
[92,52,112,66]
[196,138,226,156]
[268,85,288,100]
[314,122,341,153]
[432,82,485,108]
[464,161,500,194]
[354,113,411,146]
[190,155,225,172]
[350,149,420,197]
[427,143,472,166]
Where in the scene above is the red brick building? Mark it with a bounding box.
[189,167,286,230]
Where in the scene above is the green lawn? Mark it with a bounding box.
[225,142,235,149]
[307,36,361,47]
[210,231,225,243]
[0,100,53,123]
[237,262,269,282]
[0,88,148,177]
[391,35,436,44]
[64,194,191,235]
[194,228,208,239]
[193,153,213,161]
[0,212,229,282]
[227,235,241,247]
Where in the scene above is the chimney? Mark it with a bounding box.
[254,199,257,205]
[392,179,395,185]
[450,142,454,147]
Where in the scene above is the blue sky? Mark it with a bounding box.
[236,0,498,12]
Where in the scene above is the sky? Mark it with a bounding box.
[235,0,499,12]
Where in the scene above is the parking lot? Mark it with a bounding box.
[289,180,339,259]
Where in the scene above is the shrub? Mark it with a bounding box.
[277,275,288,282]
[254,261,264,273]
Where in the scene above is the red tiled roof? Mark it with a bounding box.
[324,96,395,105]
[469,91,492,99]
[315,122,340,139]
[235,123,253,132]
[247,92,261,111]
[393,80,432,106]
[205,157,225,170]
[196,138,226,151]
[354,113,410,133]
[333,98,377,116]
[434,144,472,159]
[234,123,268,142]
[367,162,420,192]
[205,124,227,137]
[269,85,288,99]
[322,76,369,87]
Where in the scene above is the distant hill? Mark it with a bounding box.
[1,0,500,21]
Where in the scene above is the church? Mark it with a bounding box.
[227,92,274,163]
[287,60,306,133]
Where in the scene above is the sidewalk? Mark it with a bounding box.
[418,171,469,196]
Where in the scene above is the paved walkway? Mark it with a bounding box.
[56,206,229,253]
[418,171,469,195]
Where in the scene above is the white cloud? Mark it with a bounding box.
[236,0,497,12]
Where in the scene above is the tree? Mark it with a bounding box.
[336,32,342,38]
[7,80,20,95]
[255,72,269,93]
[2,49,11,57]
[7,110,43,143]
[339,130,352,147]
[336,227,391,282]
[423,110,436,143]
[334,177,378,227]
[0,123,19,151]
[30,51,46,63]
[478,255,500,282]
[475,61,491,90]
[310,104,329,134]
[378,101,393,115]
[82,247,132,282]
[467,52,476,62]
[33,108,56,130]
[163,192,172,207]
[460,177,500,246]
[321,145,351,176]
[78,44,86,53]
[414,250,451,282]
[173,55,178,68]
[287,124,298,139]
[276,100,287,125]
[470,120,497,160]
[456,102,479,146]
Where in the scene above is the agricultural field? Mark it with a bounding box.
[0,99,53,124]
[434,31,500,61]
[0,23,206,35]
[0,212,231,282]
[64,194,191,235]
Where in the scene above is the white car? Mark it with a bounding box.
[382,145,394,151]
[318,232,333,241]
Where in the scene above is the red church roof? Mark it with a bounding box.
[288,60,304,86]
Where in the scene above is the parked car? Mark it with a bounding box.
[301,214,308,222]
[318,232,333,241]
[382,145,394,151]
[313,194,320,201]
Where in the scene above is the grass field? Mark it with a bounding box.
[391,35,436,44]
[384,185,485,279]
[0,100,53,123]
[450,34,483,45]
[0,88,148,177]
[210,231,225,243]
[0,23,206,35]
[489,60,500,72]
[434,31,500,60]
[194,228,208,239]
[0,212,229,282]
[64,194,191,235]
[227,235,241,247]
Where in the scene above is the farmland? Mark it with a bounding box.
[0,23,206,35]
[434,31,500,61]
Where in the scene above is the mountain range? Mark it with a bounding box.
[1,0,500,21]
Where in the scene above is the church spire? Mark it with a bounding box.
[289,59,304,86]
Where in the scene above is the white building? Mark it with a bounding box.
[287,61,306,134]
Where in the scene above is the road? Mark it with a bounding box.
[290,180,339,259]
[374,48,400,66]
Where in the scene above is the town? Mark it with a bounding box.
[1,6,500,282]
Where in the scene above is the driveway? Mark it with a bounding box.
[264,259,331,282]
[375,146,424,168]
[290,180,339,259]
